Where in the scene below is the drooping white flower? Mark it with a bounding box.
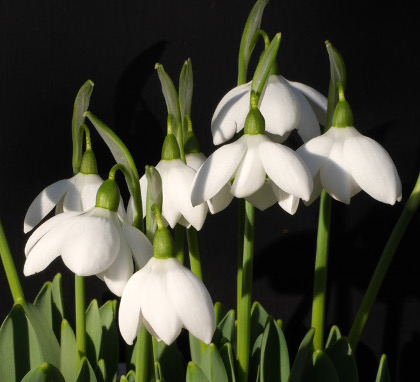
[24,179,153,296]
[191,107,313,214]
[186,152,233,214]
[211,75,327,145]
[297,84,402,205]
[119,211,215,346]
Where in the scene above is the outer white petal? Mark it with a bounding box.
[24,179,72,233]
[25,211,81,255]
[211,83,251,145]
[271,183,300,215]
[191,140,246,206]
[165,160,208,231]
[343,129,402,204]
[60,209,121,276]
[185,152,206,171]
[231,135,268,198]
[303,172,323,206]
[260,76,301,137]
[101,236,134,297]
[259,141,313,201]
[245,182,277,211]
[64,173,103,213]
[297,133,334,177]
[166,258,215,344]
[119,260,154,345]
[287,80,328,125]
[141,259,183,345]
[121,221,153,268]
[24,214,78,275]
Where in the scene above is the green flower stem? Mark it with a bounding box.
[75,274,86,360]
[311,190,332,351]
[236,198,245,323]
[136,324,153,382]
[0,219,25,303]
[237,201,255,382]
[187,227,202,281]
[174,224,185,265]
[348,172,420,351]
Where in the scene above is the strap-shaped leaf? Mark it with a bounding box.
[189,333,204,366]
[72,80,94,174]
[219,343,236,382]
[86,300,102,369]
[214,302,227,326]
[325,41,346,130]
[60,319,78,382]
[84,111,143,230]
[200,344,229,382]
[325,325,342,349]
[95,359,106,382]
[212,309,235,349]
[76,357,98,382]
[325,337,358,382]
[125,369,136,382]
[21,362,66,382]
[251,33,281,100]
[307,350,340,382]
[179,58,193,124]
[186,362,210,382]
[250,302,269,350]
[375,354,391,382]
[289,328,315,382]
[152,337,185,382]
[239,0,270,73]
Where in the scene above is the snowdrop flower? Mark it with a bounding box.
[192,100,313,214]
[211,75,327,145]
[297,83,402,205]
[119,208,215,345]
[24,176,153,296]
[24,149,127,233]
[128,132,208,230]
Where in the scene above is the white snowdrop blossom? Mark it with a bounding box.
[297,126,402,205]
[211,75,327,145]
[128,159,208,230]
[119,257,215,345]
[24,180,153,296]
[186,152,233,214]
[191,133,313,214]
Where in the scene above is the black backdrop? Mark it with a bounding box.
[1,1,419,381]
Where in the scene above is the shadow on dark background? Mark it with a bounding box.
[1,1,419,381]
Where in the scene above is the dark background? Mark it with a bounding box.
[0,1,419,381]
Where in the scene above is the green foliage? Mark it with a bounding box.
[21,362,66,382]
[375,355,391,382]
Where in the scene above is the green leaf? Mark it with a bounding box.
[153,337,185,382]
[260,317,290,382]
[289,328,315,382]
[99,300,119,382]
[145,165,163,242]
[325,325,342,349]
[84,111,143,229]
[186,362,210,382]
[375,354,391,382]
[21,362,66,382]
[33,282,54,328]
[125,370,136,382]
[60,319,78,382]
[189,333,204,366]
[86,300,102,369]
[325,337,358,382]
[179,58,193,125]
[72,79,94,174]
[214,302,227,327]
[303,350,340,382]
[219,343,236,382]
[213,309,235,349]
[250,302,269,350]
[96,359,106,382]
[76,357,98,382]
[251,33,281,99]
[325,41,346,130]
[239,0,270,73]
[250,333,263,382]
[200,343,229,382]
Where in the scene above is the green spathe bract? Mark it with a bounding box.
[95,179,120,212]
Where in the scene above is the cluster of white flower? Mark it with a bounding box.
[23,72,401,347]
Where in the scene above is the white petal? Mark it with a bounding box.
[344,130,402,204]
[60,209,121,276]
[208,184,234,214]
[121,221,153,268]
[102,238,134,296]
[64,173,103,212]
[304,172,323,206]
[119,260,154,345]
[287,80,328,125]
[271,184,300,215]
[191,140,246,206]
[231,135,267,198]
[211,83,251,145]
[165,160,208,231]
[297,133,334,177]
[24,179,72,233]
[245,182,277,211]
[24,214,78,275]
[141,259,183,345]
[259,141,313,201]
[166,259,215,344]
[185,152,206,171]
